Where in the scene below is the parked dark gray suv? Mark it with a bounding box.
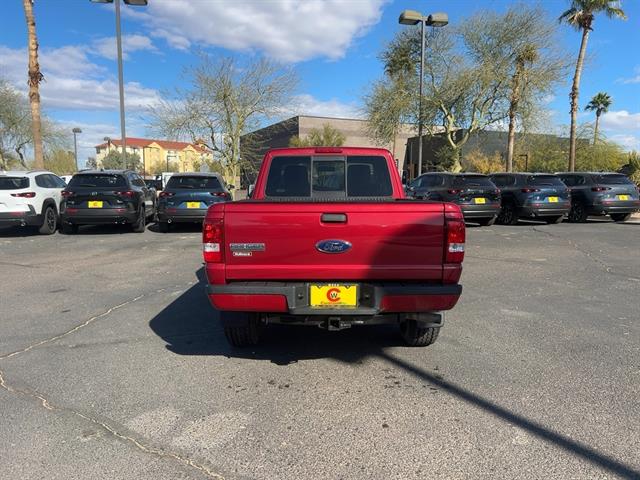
[406,173,501,225]
[489,173,571,225]
[557,172,640,222]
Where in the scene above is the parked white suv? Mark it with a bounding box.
[0,170,67,234]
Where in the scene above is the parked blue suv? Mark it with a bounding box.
[557,172,640,222]
[489,173,571,225]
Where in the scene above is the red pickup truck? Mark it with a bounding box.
[203,147,465,347]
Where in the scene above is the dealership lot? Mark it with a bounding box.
[1,220,639,480]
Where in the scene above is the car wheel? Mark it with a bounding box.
[61,223,78,235]
[568,202,588,223]
[158,221,170,233]
[132,206,146,233]
[545,215,564,224]
[610,213,632,222]
[477,217,496,226]
[497,203,518,225]
[38,205,57,235]
[223,314,261,347]
[399,320,439,347]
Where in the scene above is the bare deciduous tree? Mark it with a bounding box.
[148,55,298,185]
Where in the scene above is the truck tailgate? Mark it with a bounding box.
[221,201,445,282]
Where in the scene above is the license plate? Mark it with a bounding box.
[186,202,201,209]
[310,284,358,308]
[618,195,630,201]
[474,197,486,204]
[547,197,559,203]
[88,201,103,208]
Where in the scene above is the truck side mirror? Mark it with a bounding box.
[248,184,255,197]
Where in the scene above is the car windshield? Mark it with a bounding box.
[166,176,223,190]
[594,174,633,185]
[0,177,29,189]
[527,175,565,187]
[68,174,126,188]
[453,175,495,188]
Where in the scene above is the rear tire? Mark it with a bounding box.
[477,216,496,226]
[497,203,518,225]
[38,206,57,235]
[399,320,440,347]
[568,202,588,223]
[132,206,146,233]
[223,314,261,347]
[158,221,170,233]
[610,213,632,222]
[545,215,564,224]
[61,223,78,235]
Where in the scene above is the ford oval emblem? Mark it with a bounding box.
[316,239,352,254]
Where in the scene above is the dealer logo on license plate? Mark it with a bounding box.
[310,284,358,308]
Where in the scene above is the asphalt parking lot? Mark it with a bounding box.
[1,218,639,480]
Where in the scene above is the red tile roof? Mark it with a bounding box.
[95,137,209,153]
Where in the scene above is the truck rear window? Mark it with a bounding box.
[265,156,393,198]
[0,177,29,190]
[68,174,126,188]
[166,176,222,190]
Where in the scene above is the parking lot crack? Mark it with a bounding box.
[0,368,224,479]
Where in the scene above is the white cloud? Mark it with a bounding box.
[609,134,640,151]
[288,94,363,119]
[617,66,640,84]
[0,45,159,111]
[128,0,388,62]
[92,34,158,60]
[601,110,640,131]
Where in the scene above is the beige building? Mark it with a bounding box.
[95,137,212,174]
[240,115,416,183]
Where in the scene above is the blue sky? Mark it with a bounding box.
[1,0,638,166]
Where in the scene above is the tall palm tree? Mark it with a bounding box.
[559,0,626,171]
[585,92,612,144]
[22,0,44,169]
[506,44,538,172]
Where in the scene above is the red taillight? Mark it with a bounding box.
[591,186,611,192]
[494,189,501,194]
[210,192,232,201]
[444,203,465,264]
[61,190,74,197]
[159,191,174,198]
[114,190,136,198]
[521,188,540,193]
[447,189,463,195]
[11,192,36,198]
[203,217,224,263]
[314,147,343,153]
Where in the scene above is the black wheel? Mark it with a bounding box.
[399,320,440,347]
[38,205,57,235]
[497,203,518,225]
[610,213,632,222]
[568,202,588,223]
[61,223,78,235]
[158,221,170,233]
[131,206,146,233]
[477,216,496,226]
[223,314,261,347]
[545,215,564,224]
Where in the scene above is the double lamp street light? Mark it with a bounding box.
[398,10,448,177]
[91,0,148,169]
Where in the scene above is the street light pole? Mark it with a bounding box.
[399,10,448,178]
[72,127,82,171]
[114,0,127,170]
[91,0,148,171]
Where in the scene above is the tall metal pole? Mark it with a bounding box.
[73,131,79,171]
[417,19,425,176]
[114,0,127,170]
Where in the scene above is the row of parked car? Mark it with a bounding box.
[0,169,233,234]
[405,171,640,226]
